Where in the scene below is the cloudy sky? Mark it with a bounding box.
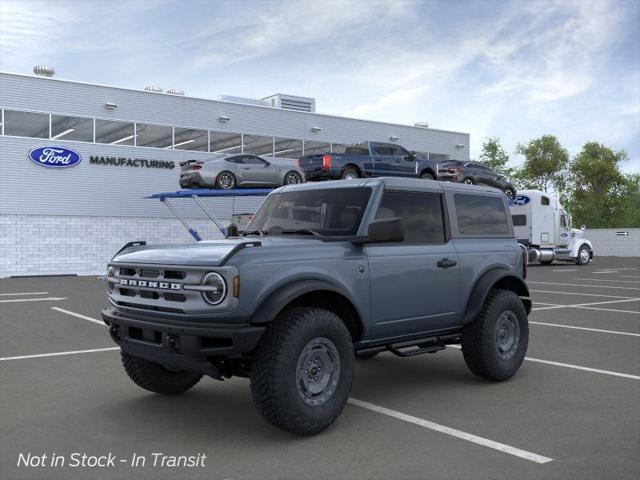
[1,0,638,172]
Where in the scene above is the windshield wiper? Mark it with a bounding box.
[280,229,321,236]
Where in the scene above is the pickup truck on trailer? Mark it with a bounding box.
[510,190,593,265]
[102,178,531,435]
[299,141,439,181]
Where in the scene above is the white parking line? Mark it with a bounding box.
[348,398,553,464]
[0,347,119,362]
[531,298,640,311]
[0,292,49,296]
[552,269,578,272]
[592,270,620,274]
[573,278,640,284]
[530,289,638,299]
[620,275,640,279]
[530,321,640,337]
[447,345,639,380]
[574,306,640,315]
[51,307,105,326]
[0,297,67,303]
[524,357,640,380]
[527,281,640,291]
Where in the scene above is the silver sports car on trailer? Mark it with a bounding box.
[179,154,305,189]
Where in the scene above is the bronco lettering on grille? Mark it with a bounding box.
[120,279,181,290]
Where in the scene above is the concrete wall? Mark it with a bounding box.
[586,228,640,257]
[0,215,226,277]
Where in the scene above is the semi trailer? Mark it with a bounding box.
[510,190,593,265]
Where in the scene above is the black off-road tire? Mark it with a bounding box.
[420,171,435,180]
[341,167,360,180]
[461,289,528,381]
[121,351,202,395]
[250,307,355,435]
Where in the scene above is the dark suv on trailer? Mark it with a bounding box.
[438,160,516,200]
[102,178,530,435]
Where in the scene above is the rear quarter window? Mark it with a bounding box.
[454,194,511,235]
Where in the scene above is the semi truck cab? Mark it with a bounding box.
[510,190,593,265]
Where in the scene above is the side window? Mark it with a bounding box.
[373,145,392,155]
[541,196,550,206]
[454,194,511,235]
[243,155,267,165]
[225,156,244,164]
[375,191,446,244]
[512,215,527,226]
[561,214,567,228]
[389,145,408,157]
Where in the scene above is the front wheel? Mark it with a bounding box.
[462,177,475,185]
[216,171,236,189]
[461,289,528,381]
[121,351,202,395]
[250,307,354,435]
[284,170,303,185]
[576,245,591,265]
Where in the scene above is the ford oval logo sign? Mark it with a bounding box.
[512,195,530,206]
[28,146,82,168]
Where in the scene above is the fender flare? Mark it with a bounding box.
[463,269,531,324]
[572,239,594,258]
[419,167,437,178]
[248,279,360,325]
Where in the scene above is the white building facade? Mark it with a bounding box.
[0,72,470,277]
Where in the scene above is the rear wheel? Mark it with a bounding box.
[284,171,303,185]
[576,245,591,265]
[216,171,236,189]
[341,167,359,180]
[420,171,435,180]
[121,351,202,395]
[461,289,528,381]
[250,307,354,435]
[463,177,475,185]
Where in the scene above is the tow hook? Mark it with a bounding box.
[109,325,120,342]
[167,335,181,353]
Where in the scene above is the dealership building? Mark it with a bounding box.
[0,69,470,277]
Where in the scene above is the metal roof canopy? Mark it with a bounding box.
[146,189,271,241]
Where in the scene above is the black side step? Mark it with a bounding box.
[356,333,461,358]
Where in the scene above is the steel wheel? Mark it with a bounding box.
[285,171,303,184]
[296,337,341,406]
[216,172,236,190]
[577,245,591,265]
[495,310,520,360]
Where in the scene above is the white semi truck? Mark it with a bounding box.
[510,190,593,265]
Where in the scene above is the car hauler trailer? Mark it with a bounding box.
[510,190,593,265]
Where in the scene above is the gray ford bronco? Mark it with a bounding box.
[102,177,531,435]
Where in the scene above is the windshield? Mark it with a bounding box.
[246,187,372,237]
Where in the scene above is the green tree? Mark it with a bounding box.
[479,137,512,176]
[515,135,569,192]
[566,142,631,228]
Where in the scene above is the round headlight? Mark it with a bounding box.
[106,266,117,292]
[201,272,227,305]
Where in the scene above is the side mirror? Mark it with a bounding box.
[354,217,404,244]
[581,225,586,231]
[405,151,416,160]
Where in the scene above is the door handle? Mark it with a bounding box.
[437,258,457,268]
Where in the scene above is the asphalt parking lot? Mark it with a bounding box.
[1,257,639,480]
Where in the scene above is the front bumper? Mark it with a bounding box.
[102,306,265,376]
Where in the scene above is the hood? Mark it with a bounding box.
[112,240,255,266]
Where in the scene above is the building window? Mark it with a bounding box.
[210,131,243,154]
[135,123,173,149]
[244,134,274,156]
[274,137,303,159]
[303,141,331,156]
[3,110,49,138]
[50,114,94,142]
[375,191,446,244]
[95,119,135,145]
[173,127,208,151]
